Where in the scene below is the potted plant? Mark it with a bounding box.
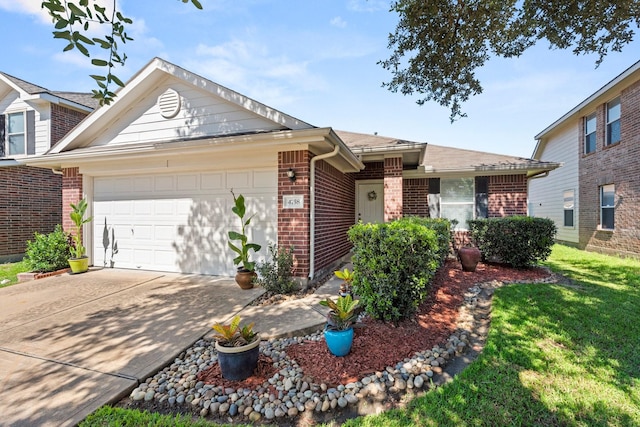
[319,294,362,357]
[334,267,355,297]
[211,315,260,381]
[228,190,262,289]
[68,198,93,274]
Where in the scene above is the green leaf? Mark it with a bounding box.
[54,19,69,29]
[91,59,109,67]
[191,0,203,9]
[67,3,87,18]
[110,74,125,88]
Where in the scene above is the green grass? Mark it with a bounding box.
[79,406,244,426]
[79,245,640,426]
[343,244,640,426]
[0,260,30,288]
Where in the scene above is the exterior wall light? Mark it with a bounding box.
[287,168,296,182]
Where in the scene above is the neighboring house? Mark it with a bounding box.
[25,58,559,282]
[0,72,97,262]
[530,60,640,259]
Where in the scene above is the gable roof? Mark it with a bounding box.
[337,130,559,177]
[0,72,98,111]
[533,59,640,158]
[48,57,314,154]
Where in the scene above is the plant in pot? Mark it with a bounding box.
[228,190,262,289]
[68,198,93,274]
[211,315,260,381]
[319,294,362,357]
[334,267,355,297]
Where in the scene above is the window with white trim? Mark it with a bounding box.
[563,189,574,227]
[7,112,26,156]
[441,178,475,230]
[584,113,596,154]
[606,97,621,146]
[600,184,615,230]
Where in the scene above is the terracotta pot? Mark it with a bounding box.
[215,338,260,381]
[235,269,257,289]
[458,247,481,272]
[68,257,89,274]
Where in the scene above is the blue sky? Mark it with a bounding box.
[1,0,638,158]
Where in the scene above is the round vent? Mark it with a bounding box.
[158,88,181,119]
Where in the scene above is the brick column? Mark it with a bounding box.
[278,151,311,279]
[384,157,403,221]
[62,167,83,234]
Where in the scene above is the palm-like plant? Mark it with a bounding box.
[319,294,362,331]
[69,198,93,259]
[228,190,262,272]
[211,315,258,347]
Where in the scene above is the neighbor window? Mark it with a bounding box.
[440,178,475,230]
[606,97,621,145]
[563,189,574,227]
[7,112,26,156]
[584,113,596,154]
[600,184,615,230]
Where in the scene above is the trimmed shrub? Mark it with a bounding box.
[404,217,452,264]
[256,243,297,294]
[25,225,72,273]
[348,219,442,323]
[468,216,557,269]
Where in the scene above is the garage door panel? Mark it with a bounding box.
[93,170,276,275]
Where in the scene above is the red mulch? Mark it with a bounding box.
[197,260,550,389]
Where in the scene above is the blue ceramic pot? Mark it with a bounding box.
[324,327,354,357]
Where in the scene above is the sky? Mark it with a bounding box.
[0,0,638,158]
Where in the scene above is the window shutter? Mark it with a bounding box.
[26,110,36,155]
[428,178,440,218]
[475,176,488,218]
[0,115,5,158]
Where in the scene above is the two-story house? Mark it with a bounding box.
[529,60,640,258]
[0,72,97,262]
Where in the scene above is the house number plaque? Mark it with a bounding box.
[283,195,304,209]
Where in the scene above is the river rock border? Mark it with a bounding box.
[124,272,559,423]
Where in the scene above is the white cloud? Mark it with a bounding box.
[347,0,388,13]
[330,16,347,28]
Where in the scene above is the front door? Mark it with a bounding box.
[357,181,384,223]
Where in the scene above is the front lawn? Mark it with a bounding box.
[0,260,30,288]
[79,245,640,426]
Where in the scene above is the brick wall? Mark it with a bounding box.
[62,167,83,234]
[278,151,311,278]
[50,104,90,146]
[384,157,403,221]
[353,161,384,180]
[314,159,355,277]
[403,178,429,217]
[488,174,527,217]
[579,79,640,258]
[0,166,61,260]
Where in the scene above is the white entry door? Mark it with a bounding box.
[357,181,384,224]
[92,170,277,275]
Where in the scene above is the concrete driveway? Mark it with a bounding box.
[0,268,264,427]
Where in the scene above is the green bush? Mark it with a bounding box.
[256,243,297,294]
[468,216,557,268]
[404,217,452,264]
[348,219,442,323]
[25,225,72,273]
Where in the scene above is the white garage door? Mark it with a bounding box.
[92,170,277,275]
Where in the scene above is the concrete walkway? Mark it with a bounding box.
[0,267,341,427]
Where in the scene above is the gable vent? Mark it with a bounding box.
[158,88,181,119]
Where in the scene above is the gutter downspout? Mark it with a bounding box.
[308,143,340,281]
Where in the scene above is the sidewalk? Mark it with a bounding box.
[207,267,347,340]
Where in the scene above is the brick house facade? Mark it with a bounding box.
[0,72,95,262]
[39,58,558,282]
[531,60,640,259]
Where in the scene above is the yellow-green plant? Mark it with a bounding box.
[319,294,362,331]
[69,198,93,259]
[335,268,355,296]
[211,315,258,347]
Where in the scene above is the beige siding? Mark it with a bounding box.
[529,122,580,243]
[0,93,51,156]
[91,81,285,147]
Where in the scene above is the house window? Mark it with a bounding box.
[606,97,621,146]
[563,189,574,227]
[584,113,596,154]
[600,184,615,230]
[7,112,26,156]
[441,178,475,230]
